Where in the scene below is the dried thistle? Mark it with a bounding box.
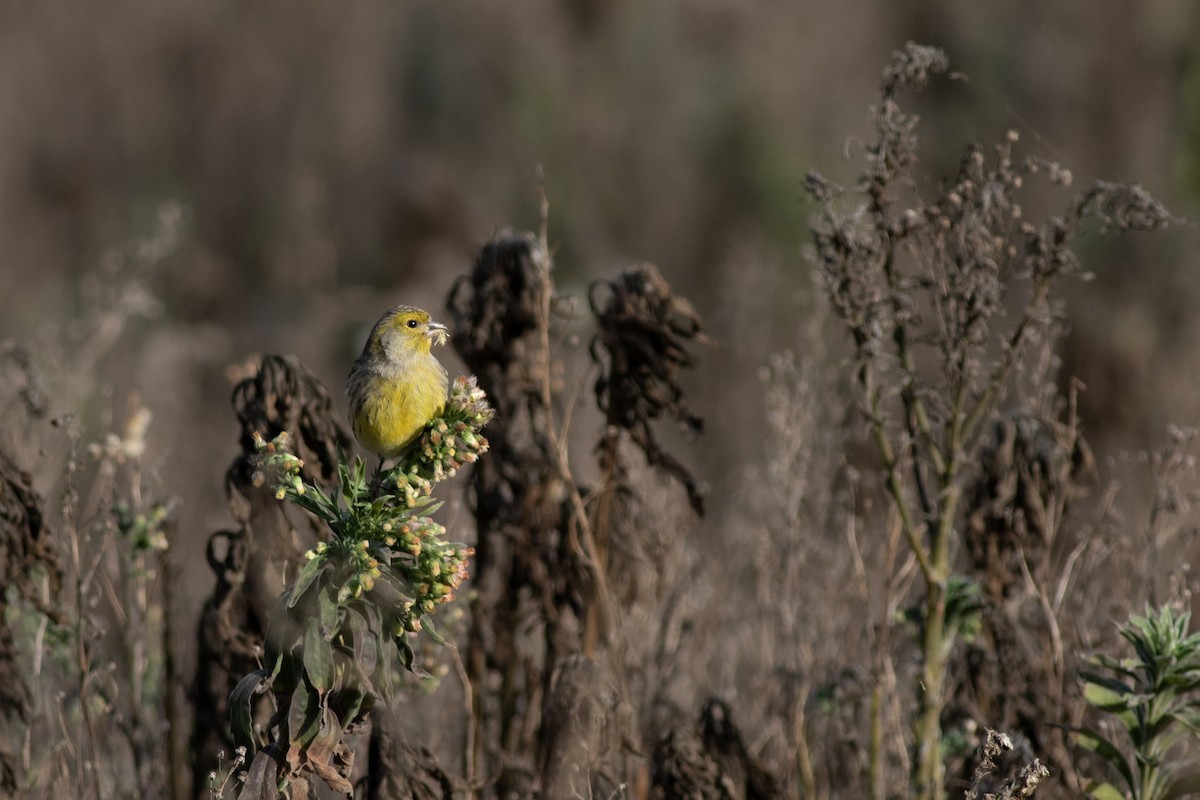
[446,230,572,797]
[965,411,1094,598]
[590,263,708,514]
[447,229,548,404]
[966,729,1049,800]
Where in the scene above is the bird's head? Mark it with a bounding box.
[368,305,449,360]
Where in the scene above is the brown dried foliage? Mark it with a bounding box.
[590,263,708,515]
[806,42,1175,797]
[0,449,60,628]
[965,730,1049,800]
[447,231,760,798]
[0,342,50,422]
[448,231,584,796]
[0,447,60,793]
[537,655,629,798]
[966,413,1093,600]
[652,699,780,800]
[367,714,461,800]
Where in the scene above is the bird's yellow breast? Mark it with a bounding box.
[352,356,447,458]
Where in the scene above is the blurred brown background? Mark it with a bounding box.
[2,0,1200,792]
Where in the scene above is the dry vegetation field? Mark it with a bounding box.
[3,3,1200,799]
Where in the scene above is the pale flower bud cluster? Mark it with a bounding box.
[386,375,494,495]
[250,430,306,500]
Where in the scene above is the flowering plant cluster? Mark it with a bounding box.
[231,376,493,794]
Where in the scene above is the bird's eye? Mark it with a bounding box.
[406,319,418,329]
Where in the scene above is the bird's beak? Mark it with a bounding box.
[425,321,449,346]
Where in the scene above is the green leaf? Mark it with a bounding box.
[1082,673,1135,710]
[370,570,413,611]
[1130,643,1157,675]
[303,618,335,694]
[345,608,379,679]
[396,633,419,674]
[337,686,367,728]
[304,483,339,527]
[1090,653,1141,680]
[1083,781,1129,800]
[377,627,396,706]
[1161,672,1200,691]
[318,582,340,638]
[229,668,273,751]
[1071,727,1136,797]
[287,555,326,610]
[407,494,440,512]
[422,615,448,647]
[1173,709,1200,734]
[338,461,354,507]
[1081,672,1143,731]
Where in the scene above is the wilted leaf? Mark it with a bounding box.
[238,747,281,800]
[305,706,354,794]
[285,680,320,754]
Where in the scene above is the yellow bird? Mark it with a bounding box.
[346,305,449,460]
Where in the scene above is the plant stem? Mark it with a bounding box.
[162,544,187,800]
[64,434,104,800]
[868,680,884,800]
[533,216,615,652]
